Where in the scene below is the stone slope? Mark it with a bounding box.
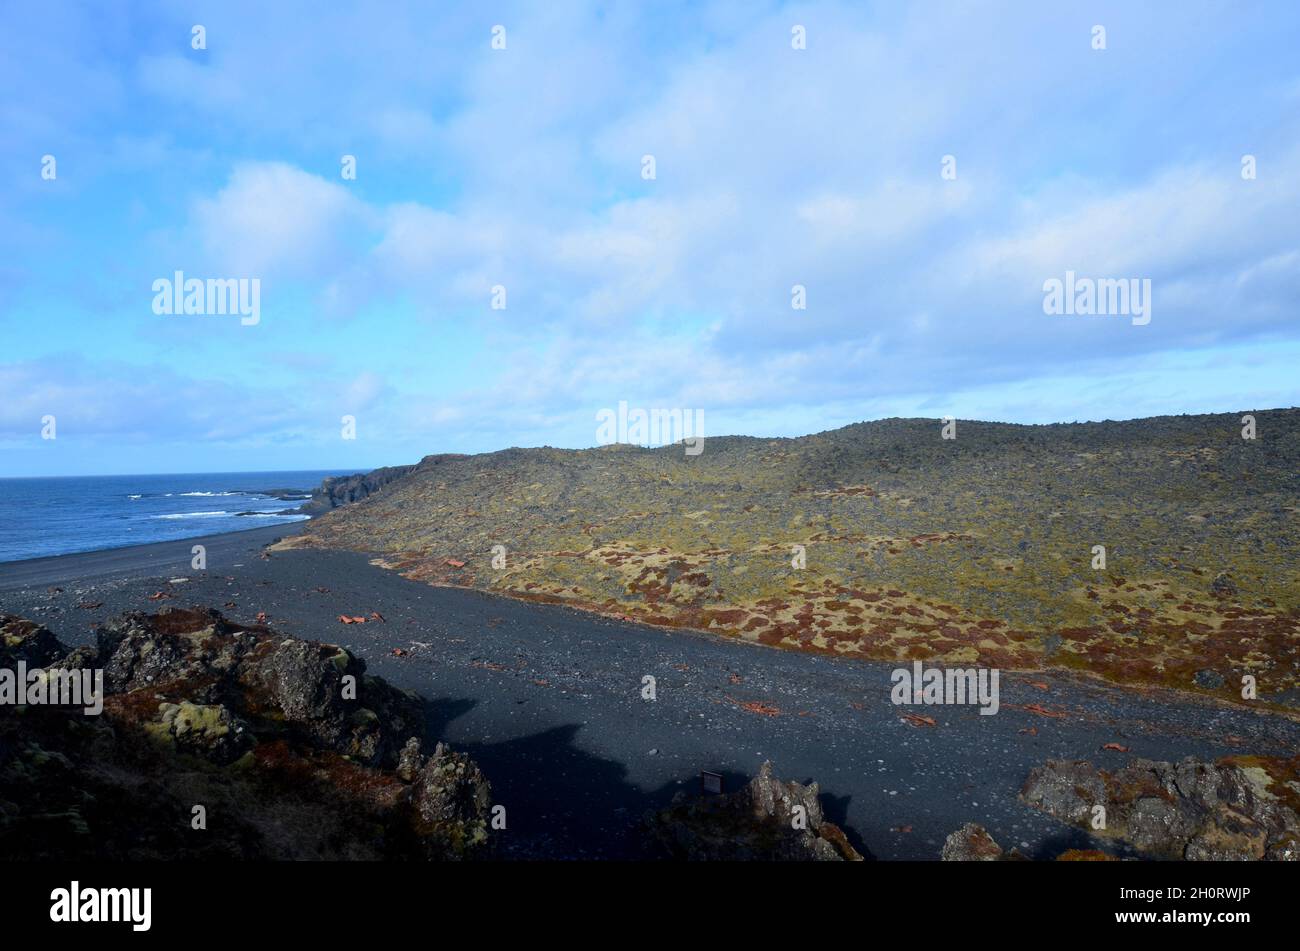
[283,410,1300,704]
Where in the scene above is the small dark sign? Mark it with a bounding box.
[700,770,723,795]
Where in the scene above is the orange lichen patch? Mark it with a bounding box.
[1056,849,1117,861]
[908,532,974,546]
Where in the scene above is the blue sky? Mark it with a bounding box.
[1,0,1297,477]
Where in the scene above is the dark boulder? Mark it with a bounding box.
[0,615,67,667]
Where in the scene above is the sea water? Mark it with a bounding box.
[0,470,350,563]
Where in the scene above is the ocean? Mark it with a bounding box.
[0,470,351,564]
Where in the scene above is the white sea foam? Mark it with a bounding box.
[151,511,229,520]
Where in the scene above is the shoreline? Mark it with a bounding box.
[5,523,1297,720]
[2,524,1299,859]
[0,523,301,591]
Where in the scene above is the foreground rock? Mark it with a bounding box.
[940,822,1122,861]
[0,608,492,860]
[645,761,865,860]
[941,822,1011,861]
[1020,757,1300,861]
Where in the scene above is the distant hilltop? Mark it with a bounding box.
[282,409,1300,705]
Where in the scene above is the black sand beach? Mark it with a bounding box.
[2,526,1298,860]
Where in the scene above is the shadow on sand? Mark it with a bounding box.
[421,697,876,859]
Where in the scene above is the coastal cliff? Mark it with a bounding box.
[306,464,418,512]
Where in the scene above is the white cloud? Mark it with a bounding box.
[192,162,374,278]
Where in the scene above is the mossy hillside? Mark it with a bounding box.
[287,411,1300,703]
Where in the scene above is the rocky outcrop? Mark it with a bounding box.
[0,608,492,860]
[1,614,65,666]
[1020,756,1300,861]
[306,465,416,512]
[93,608,423,768]
[645,761,866,861]
[941,822,1008,861]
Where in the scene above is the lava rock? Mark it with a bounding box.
[1020,756,1300,861]
[0,615,68,667]
[645,761,866,861]
[940,823,1005,861]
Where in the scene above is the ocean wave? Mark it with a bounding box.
[151,511,231,520]
[179,491,240,497]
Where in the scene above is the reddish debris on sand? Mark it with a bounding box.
[902,713,937,728]
[338,615,367,624]
[369,611,386,623]
[147,592,170,601]
[726,695,780,716]
[1012,703,1068,719]
[445,559,466,568]
[1101,742,1131,752]
[390,647,407,657]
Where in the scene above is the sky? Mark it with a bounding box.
[1,0,1297,477]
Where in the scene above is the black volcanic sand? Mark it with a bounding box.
[3,526,1299,860]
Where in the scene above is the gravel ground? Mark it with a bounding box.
[3,525,1298,860]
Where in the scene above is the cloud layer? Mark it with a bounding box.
[1,1,1297,474]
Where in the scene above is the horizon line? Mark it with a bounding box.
[3,405,1295,481]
